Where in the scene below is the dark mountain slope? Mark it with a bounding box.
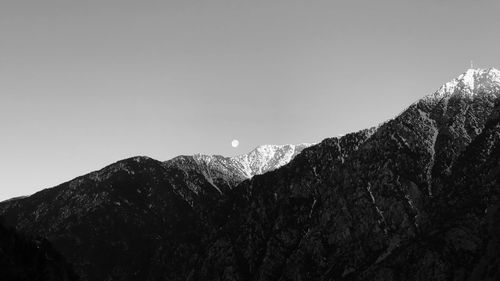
[0,217,79,281]
[356,99,500,281]
[0,157,206,280]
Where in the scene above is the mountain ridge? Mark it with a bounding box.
[2,68,500,280]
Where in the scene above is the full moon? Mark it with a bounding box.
[231,139,239,148]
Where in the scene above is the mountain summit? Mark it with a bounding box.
[433,67,500,98]
[195,143,313,178]
[233,143,313,177]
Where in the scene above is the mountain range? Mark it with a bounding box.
[2,68,500,281]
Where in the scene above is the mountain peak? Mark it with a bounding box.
[164,143,315,194]
[434,67,500,98]
[232,143,314,177]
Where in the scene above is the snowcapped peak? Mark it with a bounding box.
[245,144,297,158]
[235,143,314,160]
[165,143,315,182]
[434,67,500,98]
[232,143,314,177]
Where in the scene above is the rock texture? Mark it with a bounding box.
[2,68,500,281]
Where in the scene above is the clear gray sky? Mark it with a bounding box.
[1,0,500,200]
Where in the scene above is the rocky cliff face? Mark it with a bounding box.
[1,68,500,281]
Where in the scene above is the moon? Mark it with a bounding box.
[231,139,239,148]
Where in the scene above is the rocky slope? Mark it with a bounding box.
[1,68,500,281]
[195,68,500,281]
[0,144,309,281]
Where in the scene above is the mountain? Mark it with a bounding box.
[2,68,500,281]
[0,143,310,281]
[194,68,500,281]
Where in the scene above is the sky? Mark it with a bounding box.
[1,0,500,200]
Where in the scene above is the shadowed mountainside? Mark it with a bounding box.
[0,217,79,281]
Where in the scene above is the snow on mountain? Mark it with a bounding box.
[231,143,314,177]
[433,68,500,98]
[168,143,313,181]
